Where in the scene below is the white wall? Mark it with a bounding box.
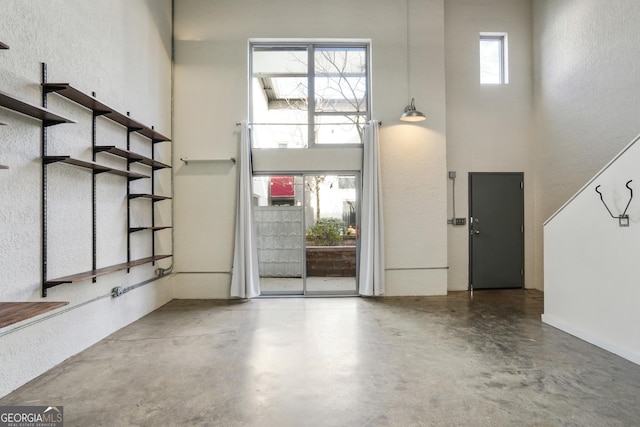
[532,0,640,290]
[0,0,173,397]
[544,134,640,365]
[444,0,534,291]
[173,0,449,297]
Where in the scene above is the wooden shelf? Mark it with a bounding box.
[44,255,172,288]
[0,302,69,329]
[133,124,171,143]
[0,165,8,169]
[94,145,140,161]
[94,145,171,169]
[44,156,149,180]
[42,83,111,115]
[129,193,171,201]
[129,226,172,233]
[42,83,171,142]
[0,90,75,127]
[136,156,171,169]
[0,42,8,50]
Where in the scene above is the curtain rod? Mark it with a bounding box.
[235,121,382,126]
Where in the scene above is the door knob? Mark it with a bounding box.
[471,230,480,235]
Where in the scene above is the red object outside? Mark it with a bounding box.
[270,176,295,197]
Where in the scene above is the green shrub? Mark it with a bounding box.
[306,218,345,246]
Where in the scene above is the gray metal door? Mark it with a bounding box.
[469,173,524,290]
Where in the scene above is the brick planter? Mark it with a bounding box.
[306,246,356,277]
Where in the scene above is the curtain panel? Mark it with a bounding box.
[359,120,385,296]
[230,121,260,298]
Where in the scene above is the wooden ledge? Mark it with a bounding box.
[0,302,69,329]
[44,255,172,290]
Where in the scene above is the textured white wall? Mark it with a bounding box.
[532,0,640,289]
[0,0,173,397]
[544,135,640,365]
[173,0,448,297]
[445,0,534,290]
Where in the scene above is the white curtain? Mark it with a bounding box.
[230,121,260,298]
[359,120,385,296]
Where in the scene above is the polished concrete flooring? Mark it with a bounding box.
[2,290,640,426]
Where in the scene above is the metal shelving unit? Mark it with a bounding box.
[41,65,172,296]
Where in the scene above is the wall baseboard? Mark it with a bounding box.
[542,314,640,366]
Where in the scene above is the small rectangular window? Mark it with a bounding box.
[480,33,508,85]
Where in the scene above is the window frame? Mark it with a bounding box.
[249,40,372,149]
[479,33,509,85]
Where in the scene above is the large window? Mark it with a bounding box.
[480,33,508,85]
[250,42,370,148]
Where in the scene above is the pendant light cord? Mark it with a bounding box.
[406,0,411,103]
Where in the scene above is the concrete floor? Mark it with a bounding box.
[2,290,640,426]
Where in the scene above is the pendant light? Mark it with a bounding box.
[401,98,426,122]
[400,0,426,122]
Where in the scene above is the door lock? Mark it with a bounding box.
[470,217,480,236]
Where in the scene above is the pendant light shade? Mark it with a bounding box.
[400,98,426,122]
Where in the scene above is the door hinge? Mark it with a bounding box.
[520,181,524,189]
[521,224,524,233]
[521,269,524,277]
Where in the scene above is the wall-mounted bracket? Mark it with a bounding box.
[595,180,633,227]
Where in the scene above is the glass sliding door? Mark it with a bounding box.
[304,174,358,295]
[253,173,359,296]
[254,175,304,295]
